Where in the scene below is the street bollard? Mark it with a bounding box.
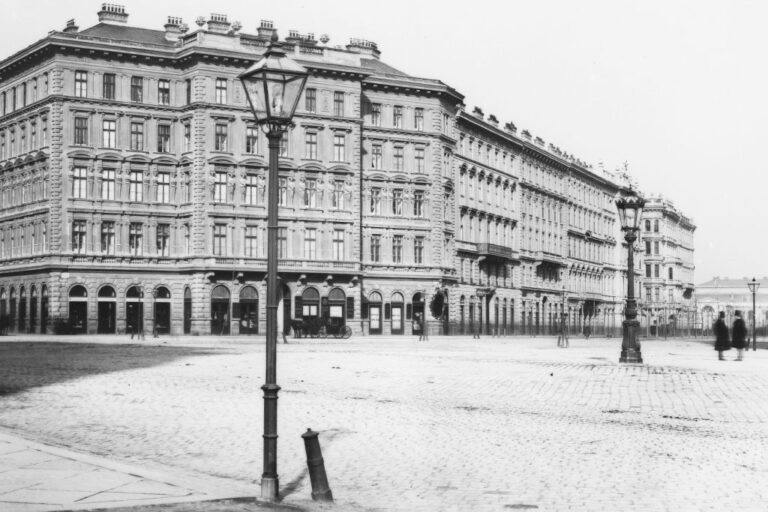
[301,428,333,501]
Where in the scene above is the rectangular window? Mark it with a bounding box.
[415,148,428,175]
[101,221,115,254]
[414,236,424,264]
[333,91,344,116]
[74,71,87,97]
[413,190,424,218]
[245,226,258,257]
[278,177,287,206]
[304,179,317,208]
[72,167,87,199]
[245,175,258,205]
[333,229,344,261]
[213,224,227,256]
[129,170,143,202]
[654,241,659,255]
[30,122,36,150]
[393,234,403,263]
[304,228,316,259]
[157,172,171,203]
[371,103,381,126]
[101,169,115,200]
[654,264,660,278]
[415,107,424,130]
[214,171,227,203]
[130,122,144,151]
[185,79,192,104]
[74,117,88,145]
[279,131,288,157]
[131,76,143,103]
[372,143,382,169]
[103,73,115,100]
[215,78,227,104]
[371,234,381,262]
[183,123,191,152]
[129,223,143,255]
[393,146,404,171]
[72,220,87,253]
[246,126,258,154]
[370,187,381,215]
[305,88,316,113]
[305,132,317,159]
[645,240,651,255]
[392,189,403,216]
[277,227,287,258]
[158,79,170,105]
[102,119,116,148]
[157,124,170,152]
[393,105,403,128]
[442,113,450,134]
[333,134,345,161]
[645,264,651,278]
[654,288,660,301]
[332,180,345,210]
[215,123,228,152]
[22,83,27,107]
[156,224,170,256]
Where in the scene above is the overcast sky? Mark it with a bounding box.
[5,0,767,283]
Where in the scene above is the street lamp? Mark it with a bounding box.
[239,37,308,502]
[747,277,760,351]
[616,188,646,363]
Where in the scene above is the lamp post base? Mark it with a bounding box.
[619,318,643,364]
[261,477,279,501]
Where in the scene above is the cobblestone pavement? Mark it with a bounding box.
[1,334,767,511]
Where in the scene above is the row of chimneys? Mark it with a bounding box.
[64,4,379,55]
[470,105,591,168]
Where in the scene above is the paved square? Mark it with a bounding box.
[0,335,767,511]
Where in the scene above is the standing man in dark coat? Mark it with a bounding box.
[731,310,748,361]
[714,311,730,360]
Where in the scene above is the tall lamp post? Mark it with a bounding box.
[747,277,760,351]
[239,37,308,501]
[616,189,646,363]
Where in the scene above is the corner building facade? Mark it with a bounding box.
[0,5,688,336]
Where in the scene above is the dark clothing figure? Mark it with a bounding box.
[732,313,747,361]
[732,317,748,349]
[713,314,730,360]
[583,325,591,339]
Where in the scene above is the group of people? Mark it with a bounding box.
[713,310,749,361]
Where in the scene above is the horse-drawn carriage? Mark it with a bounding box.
[290,315,352,339]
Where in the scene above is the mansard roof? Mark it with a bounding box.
[79,23,174,47]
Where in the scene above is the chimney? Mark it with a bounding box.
[97,3,128,24]
[63,19,79,33]
[257,19,276,41]
[206,13,231,34]
[164,16,184,41]
[346,38,381,59]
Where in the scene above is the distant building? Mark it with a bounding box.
[0,5,692,336]
[638,196,696,335]
[696,277,767,336]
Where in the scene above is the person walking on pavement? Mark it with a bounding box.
[713,311,730,360]
[557,314,569,348]
[731,310,747,361]
[583,324,591,340]
[416,313,425,341]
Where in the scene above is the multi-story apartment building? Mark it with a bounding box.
[637,196,696,335]
[0,5,690,336]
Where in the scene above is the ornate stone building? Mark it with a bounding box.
[637,196,696,335]
[695,277,767,336]
[0,5,692,336]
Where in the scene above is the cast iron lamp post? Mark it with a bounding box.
[239,37,308,502]
[747,277,760,351]
[616,189,646,363]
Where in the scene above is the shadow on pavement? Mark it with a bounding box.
[0,342,227,396]
[77,497,301,512]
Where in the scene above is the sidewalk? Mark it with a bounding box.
[0,429,275,512]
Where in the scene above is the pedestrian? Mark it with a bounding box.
[583,325,591,340]
[731,310,747,361]
[422,315,429,341]
[557,314,569,348]
[713,311,730,360]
